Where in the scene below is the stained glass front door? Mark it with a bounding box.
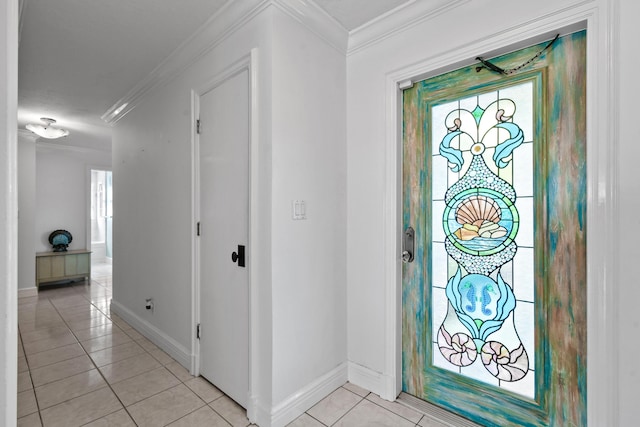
[402,31,586,426]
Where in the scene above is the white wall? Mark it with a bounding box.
[346,0,635,424]
[270,9,347,405]
[112,3,276,417]
[18,135,36,290]
[34,146,111,254]
[0,0,18,423]
[113,6,273,346]
[111,2,347,424]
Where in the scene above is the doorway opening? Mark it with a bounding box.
[90,169,112,279]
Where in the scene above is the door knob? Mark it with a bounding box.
[231,245,246,268]
[402,250,413,263]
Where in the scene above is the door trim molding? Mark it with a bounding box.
[191,49,259,418]
[383,3,617,425]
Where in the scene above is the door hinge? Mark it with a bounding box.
[197,221,201,236]
[196,323,201,339]
[196,119,201,134]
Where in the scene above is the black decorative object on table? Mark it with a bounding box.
[49,230,72,252]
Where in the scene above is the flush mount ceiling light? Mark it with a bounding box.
[26,117,70,139]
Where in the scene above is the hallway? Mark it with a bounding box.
[17,275,443,427]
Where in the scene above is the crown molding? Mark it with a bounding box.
[272,0,348,54]
[102,0,347,125]
[347,0,471,56]
[101,0,268,125]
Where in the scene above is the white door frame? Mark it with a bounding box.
[382,4,617,426]
[85,165,113,262]
[191,49,260,418]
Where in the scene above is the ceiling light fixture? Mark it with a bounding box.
[26,117,70,139]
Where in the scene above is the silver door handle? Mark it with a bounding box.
[402,227,414,263]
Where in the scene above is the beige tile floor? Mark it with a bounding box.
[18,265,444,427]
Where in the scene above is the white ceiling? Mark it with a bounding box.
[18,0,411,150]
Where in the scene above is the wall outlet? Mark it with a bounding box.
[145,298,154,311]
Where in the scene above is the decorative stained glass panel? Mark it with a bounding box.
[430,82,535,397]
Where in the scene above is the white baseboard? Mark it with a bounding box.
[265,362,348,427]
[347,361,386,398]
[110,299,192,369]
[18,287,38,298]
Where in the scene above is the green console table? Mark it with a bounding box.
[36,250,91,288]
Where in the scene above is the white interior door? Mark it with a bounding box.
[198,68,249,408]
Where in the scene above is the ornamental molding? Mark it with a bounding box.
[347,0,471,56]
[101,0,347,125]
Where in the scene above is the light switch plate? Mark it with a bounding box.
[292,200,307,220]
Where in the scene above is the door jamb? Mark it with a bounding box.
[85,165,113,261]
[191,49,259,417]
[383,7,617,426]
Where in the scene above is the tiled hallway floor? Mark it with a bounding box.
[18,271,445,427]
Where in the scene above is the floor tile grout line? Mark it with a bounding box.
[19,287,100,422]
[32,285,107,399]
[312,385,427,427]
[77,407,134,427]
[21,274,250,426]
[36,383,112,413]
[365,395,423,425]
[117,364,235,425]
[304,411,330,426]
[206,395,247,427]
[322,387,366,427]
[109,366,186,405]
[29,355,95,389]
[21,292,392,427]
[103,359,231,425]
[17,323,45,426]
[60,280,143,426]
[63,278,214,425]
[154,396,210,427]
[27,278,144,426]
